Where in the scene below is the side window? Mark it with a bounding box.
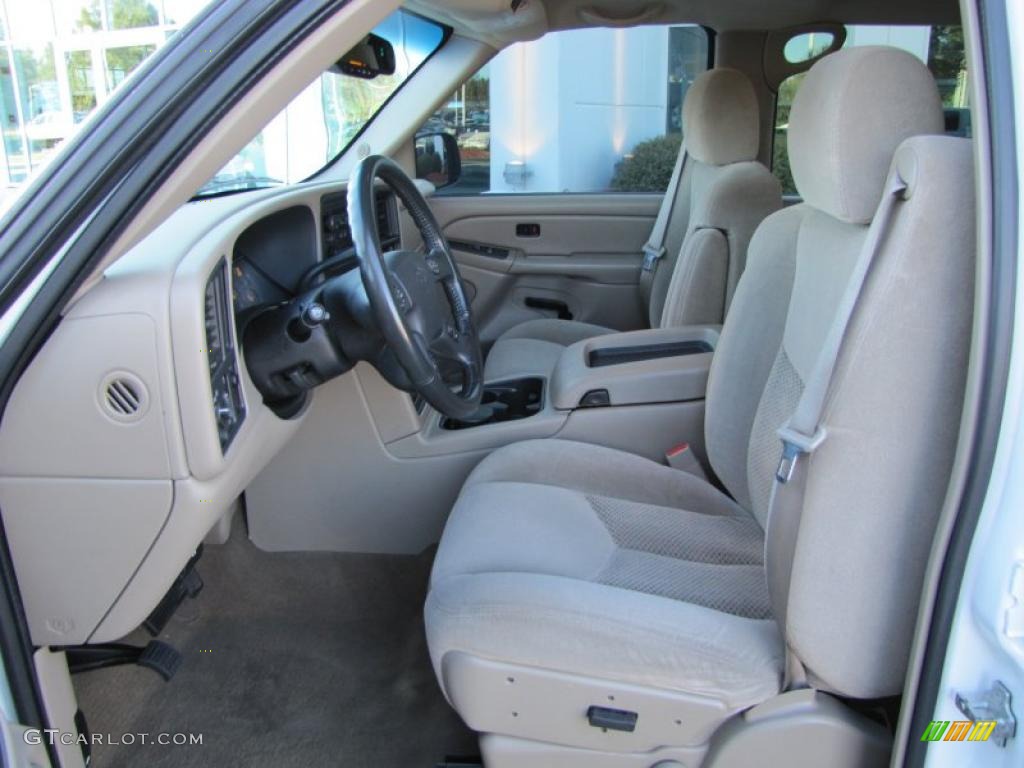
[416,25,709,195]
[772,24,969,196]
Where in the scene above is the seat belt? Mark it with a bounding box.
[765,171,909,637]
[639,140,688,308]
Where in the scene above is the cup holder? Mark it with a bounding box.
[441,377,544,430]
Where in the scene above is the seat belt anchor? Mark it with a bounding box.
[641,243,666,272]
[775,425,827,484]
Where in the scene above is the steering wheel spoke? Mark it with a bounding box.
[386,271,414,315]
[424,248,455,282]
[429,323,473,367]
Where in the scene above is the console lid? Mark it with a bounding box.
[550,326,719,410]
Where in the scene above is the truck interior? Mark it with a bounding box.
[0,0,988,766]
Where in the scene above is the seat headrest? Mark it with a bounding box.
[788,46,944,224]
[683,68,759,166]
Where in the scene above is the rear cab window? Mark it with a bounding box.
[773,24,969,196]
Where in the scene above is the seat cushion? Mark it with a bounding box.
[426,440,785,714]
[483,318,615,381]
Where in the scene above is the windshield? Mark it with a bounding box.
[196,9,447,197]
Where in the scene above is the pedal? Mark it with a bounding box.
[138,640,183,682]
[144,547,204,635]
[66,643,141,674]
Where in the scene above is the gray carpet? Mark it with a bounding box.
[73,526,477,767]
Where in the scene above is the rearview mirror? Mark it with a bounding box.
[332,33,396,79]
[414,131,462,189]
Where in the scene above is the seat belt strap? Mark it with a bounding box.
[765,171,909,630]
[639,141,688,306]
[775,172,909,485]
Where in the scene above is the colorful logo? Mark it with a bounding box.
[921,720,998,742]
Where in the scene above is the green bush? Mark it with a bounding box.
[772,130,795,196]
[611,133,683,192]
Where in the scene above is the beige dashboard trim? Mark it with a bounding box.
[0,175,384,644]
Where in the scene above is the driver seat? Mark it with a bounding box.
[426,47,975,765]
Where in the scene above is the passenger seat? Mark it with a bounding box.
[484,67,783,381]
[426,46,971,765]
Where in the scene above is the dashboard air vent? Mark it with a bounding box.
[99,372,148,422]
[106,379,141,414]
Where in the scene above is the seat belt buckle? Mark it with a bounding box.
[665,442,708,480]
[775,425,827,484]
[641,243,666,272]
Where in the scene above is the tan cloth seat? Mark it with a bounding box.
[483,67,782,381]
[481,318,617,382]
[428,47,974,758]
[428,439,783,713]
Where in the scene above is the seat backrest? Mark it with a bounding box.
[704,46,974,698]
[649,68,782,328]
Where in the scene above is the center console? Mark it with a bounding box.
[247,325,721,555]
[550,326,718,411]
[384,325,720,463]
[441,377,544,430]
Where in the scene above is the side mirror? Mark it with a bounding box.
[414,131,462,189]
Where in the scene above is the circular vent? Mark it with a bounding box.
[99,372,149,422]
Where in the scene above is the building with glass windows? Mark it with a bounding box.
[2,4,967,202]
[0,0,206,187]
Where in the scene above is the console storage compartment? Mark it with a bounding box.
[441,377,544,430]
[551,327,718,410]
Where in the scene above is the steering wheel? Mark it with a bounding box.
[347,155,483,420]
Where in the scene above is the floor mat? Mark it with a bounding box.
[73,526,477,767]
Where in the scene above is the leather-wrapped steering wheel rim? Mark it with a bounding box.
[347,154,483,419]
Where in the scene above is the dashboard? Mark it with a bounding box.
[0,180,410,648]
[230,190,399,317]
[207,189,402,445]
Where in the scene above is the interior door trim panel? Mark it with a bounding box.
[430,193,660,340]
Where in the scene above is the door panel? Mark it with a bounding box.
[428,193,660,343]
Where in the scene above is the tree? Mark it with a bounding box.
[610,134,682,192]
[110,0,159,28]
[928,25,966,107]
[464,75,489,107]
[76,2,102,31]
[928,25,965,82]
[77,0,158,31]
